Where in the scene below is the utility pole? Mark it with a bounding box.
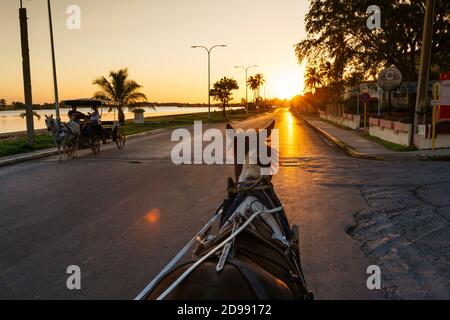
[19,0,35,147]
[47,0,60,120]
[412,0,436,145]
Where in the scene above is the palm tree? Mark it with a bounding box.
[0,99,7,110]
[210,77,239,118]
[319,62,334,86]
[20,111,41,120]
[247,73,265,102]
[93,68,154,123]
[304,67,323,93]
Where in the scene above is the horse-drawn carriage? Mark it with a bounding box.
[45,99,126,160]
[64,99,126,156]
[135,121,314,300]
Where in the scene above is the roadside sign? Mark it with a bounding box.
[377,67,402,91]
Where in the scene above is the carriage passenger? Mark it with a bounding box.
[85,106,106,143]
[68,106,87,124]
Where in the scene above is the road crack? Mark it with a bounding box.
[348,184,450,299]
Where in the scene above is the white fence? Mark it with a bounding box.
[319,110,361,130]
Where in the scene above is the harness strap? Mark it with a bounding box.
[228,185,271,194]
[151,206,284,300]
[227,258,269,300]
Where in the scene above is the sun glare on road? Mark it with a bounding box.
[281,109,299,158]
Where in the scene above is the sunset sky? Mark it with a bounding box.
[0,0,308,104]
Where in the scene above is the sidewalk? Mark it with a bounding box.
[302,115,450,161]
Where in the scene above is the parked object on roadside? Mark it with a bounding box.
[57,99,127,159]
[133,109,145,124]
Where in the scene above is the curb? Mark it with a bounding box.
[0,149,60,167]
[301,117,384,161]
[0,128,172,168]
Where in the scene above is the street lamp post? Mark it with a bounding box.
[47,0,60,120]
[191,45,227,121]
[234,65,258,114]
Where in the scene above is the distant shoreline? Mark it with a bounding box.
[0,102,244,112]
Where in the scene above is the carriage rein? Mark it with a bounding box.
[135,179,288,301]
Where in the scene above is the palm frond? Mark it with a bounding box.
[92,76,115,100]
[126,92,148,102]
[20,111,41,120]
[92,92,112,101]
[110,69,129,102]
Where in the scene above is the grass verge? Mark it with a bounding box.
[123,109,263,135]
[363,134,417,152]
[0,135,55,158]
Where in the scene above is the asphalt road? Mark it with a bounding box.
[1,108,449,300]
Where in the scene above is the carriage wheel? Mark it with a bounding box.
[116,128,126,149]
[91,136,101,155]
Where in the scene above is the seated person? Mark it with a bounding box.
[84,106,106,143]
[89,106,101,125]
[68,106,87,123]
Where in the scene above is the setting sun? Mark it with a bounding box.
[271,69,305,99]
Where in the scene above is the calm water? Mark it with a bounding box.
[0,106,237,134]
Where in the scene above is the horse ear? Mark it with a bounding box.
[226,123,235,131]
[45,114,48,119]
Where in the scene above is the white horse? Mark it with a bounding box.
[45,115,80,161]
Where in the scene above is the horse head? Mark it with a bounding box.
[226,120,276,184]
[45,114,56,132]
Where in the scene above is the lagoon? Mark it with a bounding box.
[0,106,237,134]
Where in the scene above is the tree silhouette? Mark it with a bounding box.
[304,67,323,92]
[319,61,335,86]
[295,0,450,82]
[93,68,154,123]
[210,77,239,117]
[247,73,265,102]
